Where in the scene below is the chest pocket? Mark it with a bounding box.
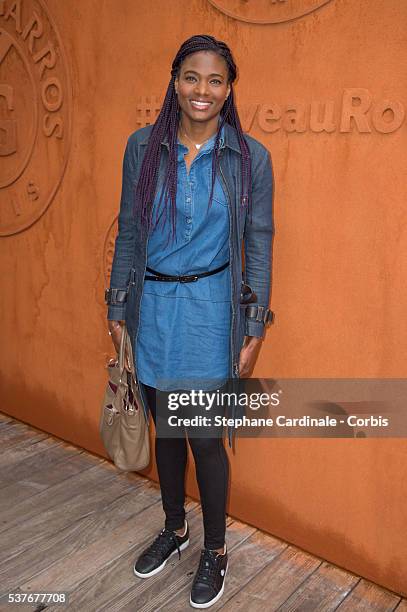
[207,168,228,207]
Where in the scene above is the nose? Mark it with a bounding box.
[194,80,210,98]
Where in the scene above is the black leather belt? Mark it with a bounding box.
[144,261,230,283]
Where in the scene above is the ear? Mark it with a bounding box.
[226,83,231,98]
[174,77,178,95]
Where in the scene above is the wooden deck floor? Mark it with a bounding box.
[0,411,405,612]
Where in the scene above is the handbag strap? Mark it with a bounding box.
[125,331,135,375]
[118,324,127,378]
[118,325,135,378]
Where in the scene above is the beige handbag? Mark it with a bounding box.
[99,325,150,472]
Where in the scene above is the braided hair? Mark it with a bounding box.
[133,34,252,245]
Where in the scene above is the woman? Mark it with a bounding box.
[105,34,274,609]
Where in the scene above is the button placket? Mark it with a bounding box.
[185,190,192,238]
[184,165,196,240]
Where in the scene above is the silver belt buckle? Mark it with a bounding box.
[179,274,199,283]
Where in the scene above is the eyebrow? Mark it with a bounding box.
[183,70,224,78]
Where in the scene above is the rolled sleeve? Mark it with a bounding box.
[107,303,127,321]
[245,318,266,338]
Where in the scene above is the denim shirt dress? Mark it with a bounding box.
[135,125,231,391]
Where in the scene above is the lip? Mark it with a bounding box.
[190,100,212,111]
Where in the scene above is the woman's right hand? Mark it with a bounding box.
[108,320,125,355]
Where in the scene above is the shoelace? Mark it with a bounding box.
[194,549,221,584]
[145,528,183,560]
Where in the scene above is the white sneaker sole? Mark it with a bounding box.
[189,560,228,608]
[133,539,189,579]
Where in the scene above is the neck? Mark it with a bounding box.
[178,112,220,143]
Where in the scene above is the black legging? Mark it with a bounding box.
[142,383,230,550]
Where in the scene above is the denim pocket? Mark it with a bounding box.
[207,168,228,207]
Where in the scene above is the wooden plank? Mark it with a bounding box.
[336,579,402,611]
[0,460,114,541]
[0,435,68,471]
[0,462,145,568]
[16,499,200,602]
[0,421,49,451]
[0,440,84,489]
[0,414,14,426]
[1,420,404,611]
[276,560,360,611]
[0,448,112,511]
[149,525,287,612]
[44,499,204,612]
[43,511,250,612]
[0,419,41,436]
[219,544,321,611]
[0,477,160,592]
[0,420,25,432]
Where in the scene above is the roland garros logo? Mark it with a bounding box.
[0,0,72,236]
[207,0,334,24]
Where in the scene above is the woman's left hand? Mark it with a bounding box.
[238,336,263,378]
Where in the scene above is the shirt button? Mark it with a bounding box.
[186,197,191,203]
[186,217,192,224]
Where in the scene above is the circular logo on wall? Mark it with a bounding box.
[0,0,72,236]
[207,0,334,24]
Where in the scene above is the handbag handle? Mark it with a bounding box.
[118,325,135,379]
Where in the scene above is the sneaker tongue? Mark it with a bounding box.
[207,549,219,560]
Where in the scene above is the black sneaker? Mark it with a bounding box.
[189,544,228,608]
[133,519,189,578]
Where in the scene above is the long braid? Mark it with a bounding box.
[133,34,252,243]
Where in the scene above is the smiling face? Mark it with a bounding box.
[174,51,231,125]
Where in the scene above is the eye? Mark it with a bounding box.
[211,79,222,85]
[185,76,196,82]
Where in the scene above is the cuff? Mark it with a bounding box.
[245,319,266,338]
[107,304,126,321]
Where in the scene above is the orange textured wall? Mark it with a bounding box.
[1,0,406,596]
